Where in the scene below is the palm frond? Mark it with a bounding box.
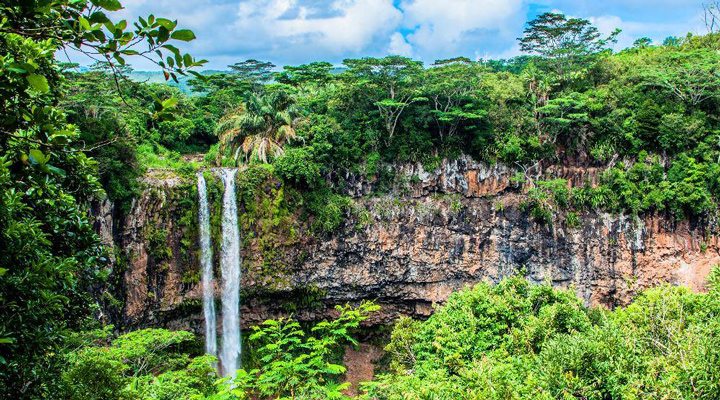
[218,91,300,164]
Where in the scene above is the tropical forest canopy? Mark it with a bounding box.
[1,0,720,398]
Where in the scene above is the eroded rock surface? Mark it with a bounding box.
[95,160,718,333]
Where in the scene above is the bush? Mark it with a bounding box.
[273,147,323,189]
[62,329,215,400]
[213,302,379,400]
[306,190,351,233]
[522,179,570,224]
[365,275,720,400]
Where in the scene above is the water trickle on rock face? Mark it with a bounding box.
[197,173,217,358]
[219,168,241,377]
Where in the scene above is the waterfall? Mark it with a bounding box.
[197,168,242,376]
[197,173,217,358]
[219,168,241,377]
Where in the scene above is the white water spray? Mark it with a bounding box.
[219,168,241,377]
[197,173,217,358]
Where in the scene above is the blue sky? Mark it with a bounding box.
[84,0,708,69]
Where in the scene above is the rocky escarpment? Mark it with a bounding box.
[94,158,719,333]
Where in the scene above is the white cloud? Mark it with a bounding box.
[388,32,413,56]
[399,0,524,54]
[481,43,523,61]
[587,13,706,50]
[62,0,711,69]
[234,0,403,54]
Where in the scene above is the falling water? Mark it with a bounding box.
[197,173,217,358]
[219,168,241,377]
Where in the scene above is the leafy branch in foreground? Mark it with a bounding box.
[0,1,203,397]
[209,302,380,400]
[1,0,206,82]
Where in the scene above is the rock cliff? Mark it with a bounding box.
[94,158,718,333]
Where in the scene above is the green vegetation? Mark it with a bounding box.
[0,0,204,396]
[3,0,720,398]
[60,303,378,400]
[49,11,720,226]
[218,302,379,400]
[62,328,215,400]
[50,273,720,400]
[365,271,720,399]
[217,90,299,164]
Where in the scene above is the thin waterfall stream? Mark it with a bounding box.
[219,168,241,377]
[197,173,217,358]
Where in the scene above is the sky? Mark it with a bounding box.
[68,0,710,70]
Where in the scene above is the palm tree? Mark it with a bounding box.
[216,91,299,164]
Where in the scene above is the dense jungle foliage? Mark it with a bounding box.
[55,271,720,400]
[366,272,720,399]
[1,0,720,398]
[60,19,720,226]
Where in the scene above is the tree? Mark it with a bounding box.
[229,59,276,86]
[343,56,424,139]
[188,73,253,144]
[275,62,334,87]
[217,90,299,164]
[518,12,619,77]
[190,73,251,97]
[422,58,487,140]
[60,63,145,212]
[62,328,216,400]
[640,49,720,106]
[705,1,720,33]
[0,1,201,396]
[633,37,653,49]
[537,92,594,150]
[365,275,720,399]
[663,36,682,46]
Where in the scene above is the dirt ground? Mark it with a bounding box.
[342,343,384,397]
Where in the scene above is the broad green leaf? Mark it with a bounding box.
[7,63,27,74]
[113,53,126,66]
[188,70,207,81]
[28,149,48,165]
[115,19,127,31]
[78,16,91,31]
[157,26,170,42]
[88,11,110,24]
[26,74,49,93]
[45,165,67,178]
[156,18,176,30]
[162,44,181,57]
[170,29,196,41]
[92,0,123,11]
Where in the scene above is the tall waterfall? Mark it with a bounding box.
[197,173,217,358]
[219,168,241,377]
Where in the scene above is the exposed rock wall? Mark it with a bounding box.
[95,158,718,333]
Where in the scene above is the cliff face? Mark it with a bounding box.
[95,158,718,332]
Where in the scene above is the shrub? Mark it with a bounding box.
[273,147,323,189]
[365,275,720,400]
[306,191,351,234]
[213,302,379,400]
[62,329,214,400]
